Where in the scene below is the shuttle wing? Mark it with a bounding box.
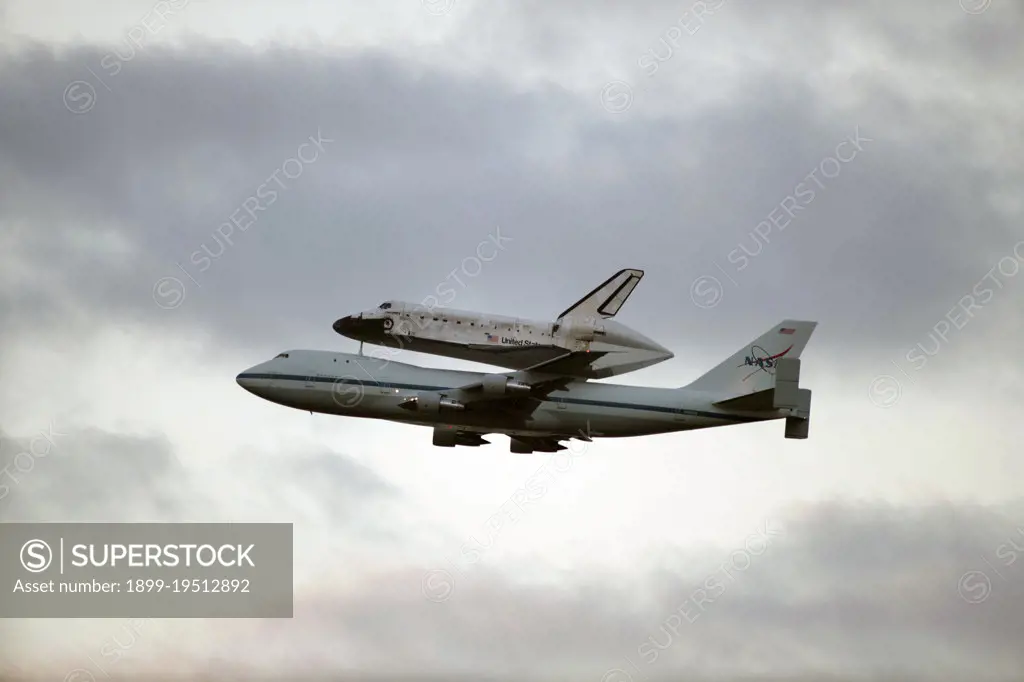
[516,349,609,376]
[556,268,644,321]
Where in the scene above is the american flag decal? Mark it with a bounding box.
[779,327,795,335]
[485,333,499,343]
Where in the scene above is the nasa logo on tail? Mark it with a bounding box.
[738,338,794,382]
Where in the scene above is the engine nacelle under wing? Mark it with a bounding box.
[399,393,466,412]
[509,438,534,454]
[481,374,533,396]
[432,426,491,448]
[509,437,567,454]
[433,426,458,447]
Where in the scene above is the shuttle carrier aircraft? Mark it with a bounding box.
[237,319,816,453]
[332,268,673,379]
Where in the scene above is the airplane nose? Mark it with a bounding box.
[333,314,360,336]
[236,365,268,393]
[237,361,279,398]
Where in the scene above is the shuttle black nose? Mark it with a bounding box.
[333,315,359,336]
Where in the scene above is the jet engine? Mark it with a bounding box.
[433,426,458,447]
[481,374,532,396]
[509,437,566,454]
[432,426,491,448]
[509,438,534,454]
[398,393,465,412]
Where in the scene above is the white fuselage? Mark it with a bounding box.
[236,350,780,440]
[332,302,674,379]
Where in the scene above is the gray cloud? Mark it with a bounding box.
[2,1,1023,679]
[263,500,1024,680]
[8,499,1021,680]
[1,18,1021,365]
[0,424,398,528]
[0,426,189,521]
[9,419,1022,679]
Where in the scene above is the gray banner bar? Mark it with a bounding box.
[1,523,293,617]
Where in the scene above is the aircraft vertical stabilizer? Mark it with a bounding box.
[556,268,644,321]
[690,320,816,439]
[682,320,817,398]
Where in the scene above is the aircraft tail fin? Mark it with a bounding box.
[682,319,817,397]
[556,268,644,321]
[684,319,817,439]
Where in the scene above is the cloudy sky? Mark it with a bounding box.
[2,0,1023,679]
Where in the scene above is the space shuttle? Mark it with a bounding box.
[332,268,673,379]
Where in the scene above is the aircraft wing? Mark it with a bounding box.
[507,435,570,453]
[434,426,597,454]
[433,426,493,447]
[508,418,602,453]
[460,346,612,378]
[517,350,609,376]
[461,343,569,365]
[448,372,570,411]
[398,358,583,415]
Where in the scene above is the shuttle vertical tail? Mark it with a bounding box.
[556,268,644,322]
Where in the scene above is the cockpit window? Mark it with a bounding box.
[274,353,289,358]
[378,302,392,309]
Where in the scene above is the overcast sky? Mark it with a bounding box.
[2,0,1023,680]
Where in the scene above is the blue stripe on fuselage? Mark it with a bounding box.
[235,373,760,423]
